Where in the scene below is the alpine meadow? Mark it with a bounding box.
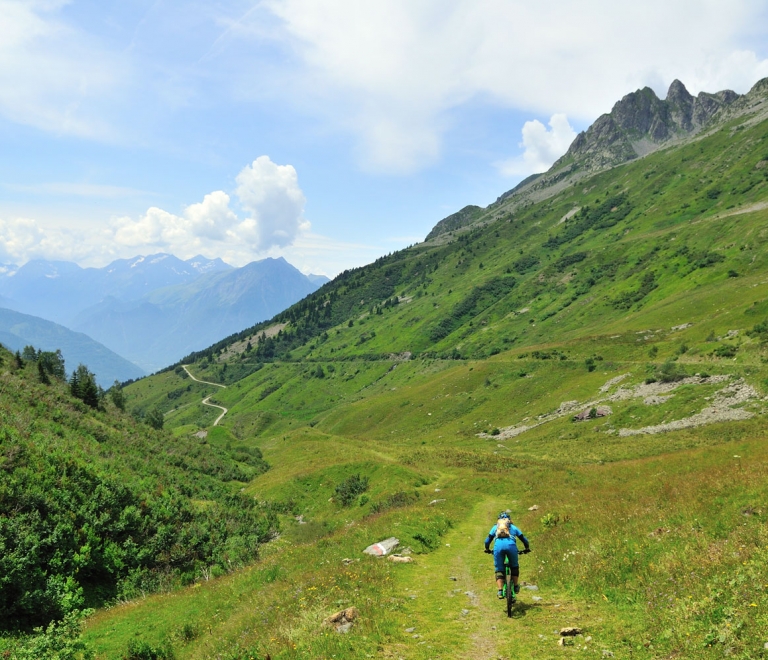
[5,76,768,660]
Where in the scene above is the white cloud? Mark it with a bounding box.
[112,157,309,258]
[496,114,577,177]
[250,0,768,173]
[0,156,310,267]
[235,156,309,251]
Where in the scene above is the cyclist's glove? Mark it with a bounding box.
[521,548,531,554]
[484,548,492,554]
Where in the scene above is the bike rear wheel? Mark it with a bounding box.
[506,568,514,617]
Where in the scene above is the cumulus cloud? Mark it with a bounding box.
[109,156,309,262]
[0,163,307,266]
[0,157,310,267]
[249,0,768,172]
[0,216,112,265]
[235,156,309,250]
[497,114,577,177]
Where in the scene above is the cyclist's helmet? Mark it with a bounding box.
[498,512,510,520]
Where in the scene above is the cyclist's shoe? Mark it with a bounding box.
[514,584,521,594]
[497,589,505,599]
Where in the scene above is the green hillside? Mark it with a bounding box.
[6,78,768,659]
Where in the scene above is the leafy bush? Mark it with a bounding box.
[553,251,588,271]
[124,638,174,659]
[611,271,658,309]
[541,512,561,528]
[334,474,369,507]
[712,344,738,359]
[654,359,687,383]
[145,407,165,430]
[0,355,278,631]
[4,610,94,660]
[511,254,540,274]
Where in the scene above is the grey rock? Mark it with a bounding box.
[460,609,469,616]
[405,627,415,633]
[336,622,353,634]
[532,596,543,602]
[523,584,539,591]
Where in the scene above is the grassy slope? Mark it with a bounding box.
[86,102,768,657]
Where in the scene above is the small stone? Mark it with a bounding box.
[532,596,543,602]
[560,627,582,636]
[602,651,614,658]
[412,634,420,639]
[461,609,469,616]
[448,576,458,581]
[523,584,539,591]
[405,627,415,633]
[528,504,539,511]
[585,636,593,642]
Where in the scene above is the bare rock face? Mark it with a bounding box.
[560,80,739,175]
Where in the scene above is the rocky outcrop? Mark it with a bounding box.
[425,205,484,241]
[553,80,739,176]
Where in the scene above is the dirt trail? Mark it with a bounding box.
[183,365,228,426]
[387,497,608,659]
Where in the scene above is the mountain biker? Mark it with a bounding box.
[484,512,530,599]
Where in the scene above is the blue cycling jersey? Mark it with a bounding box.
[484,524,529,551]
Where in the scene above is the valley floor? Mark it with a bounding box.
[84,422,768,659]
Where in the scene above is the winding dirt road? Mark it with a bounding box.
[182,365,228,426]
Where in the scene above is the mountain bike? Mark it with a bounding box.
[495,546,531,617]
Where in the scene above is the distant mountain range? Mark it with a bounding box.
[0,254,329,374]
[0,308,144,387]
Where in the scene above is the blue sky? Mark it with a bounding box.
[1,0,768,276]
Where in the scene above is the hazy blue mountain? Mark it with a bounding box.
[185,255,233,275]
[72,257,323,372]
[0,253,233,325]
[0,307,145,386]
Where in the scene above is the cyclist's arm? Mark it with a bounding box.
[517,532,531,551]
[484,526,496,551]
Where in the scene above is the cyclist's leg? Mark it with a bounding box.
[508,547,521,592]
[493,545,506,593]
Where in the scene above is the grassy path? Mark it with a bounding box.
[386,497,622,659]
[182,365,229,426]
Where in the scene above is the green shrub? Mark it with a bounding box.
[334,474,369,507]
[712,344,738,359]
[541,512,560,528]
[124,638,174,659]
